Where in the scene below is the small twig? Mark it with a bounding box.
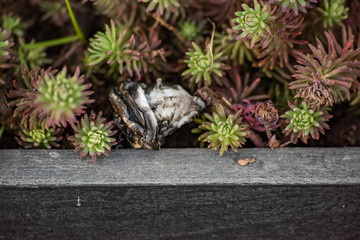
[207,18,216,72]
[150,13,187,46]
[280,140,293,148]
[263,122,272,140]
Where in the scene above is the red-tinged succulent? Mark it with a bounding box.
[281,101,332,144]
[8,66,94,129]
[252,10,306,75]
[213,67,269,104]
[0,28,13,69]
[139,0,180,16]
[270,0,317,15]
[234,100,281,133]
[344,1,360,27]
[16,124,63,149]
[134,27,168,83]
[289,30,360,109]
[8,66,52,129]
[233,1,306,75]
[36,67,94,128]
[68,111,117,162]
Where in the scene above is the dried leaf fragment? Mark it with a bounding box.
[237,158,255,166]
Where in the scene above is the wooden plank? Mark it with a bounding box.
[1,186,359,239]
[1,148,360,239]
[0,148,360,186]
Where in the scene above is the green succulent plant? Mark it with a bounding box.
[36,67,94,128]
[178,20,206,41]
[0,28,13,68]
[21,40,51,69]
[281,101,332,144]
[214,29,258,66]
[68,111,117,162]
[233,0,306,76]
[270,0,317,15]
[8,66,94,129]
[1,15,26,38]
[318,0,348,29]
[233,0,276,48]
[88,20,142,79]
[40,1,69,27]
[192,105,247,156]
[25,47,50,69]
[16,124,63,149]
[183,41,225,87]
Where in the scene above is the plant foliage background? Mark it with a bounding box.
[0,0,360,159]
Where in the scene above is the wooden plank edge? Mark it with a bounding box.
[0,147,359,186]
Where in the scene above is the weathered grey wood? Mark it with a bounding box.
[1,148,360,239]
[1,186,360,239]
[0,148,360,186]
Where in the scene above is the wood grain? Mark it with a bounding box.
[0,148,359,239]
[1,186,359,239]
[0,148,360,186]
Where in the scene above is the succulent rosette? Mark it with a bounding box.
[270,0,317,15]
[179,20,206,42]
[214,29,258,66]
[2,15,26,38]
[233,0,306,75]
[36,66,94,128]
[0,28,13,69]
[68,112,117,162]
[140,0,180,16]
[290,31,360,109]
[318,0,348,29]
[8,66,52,128]
[233,0,276,48]
[88,20,141,78]
[192,105,247,156]
[235,100,281,132]
[16,124,63,149]
[23,40,51,69]
[8,66,94,129]
[183,42,225,87]
[281,101,332,144]
[87,20,166,80]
